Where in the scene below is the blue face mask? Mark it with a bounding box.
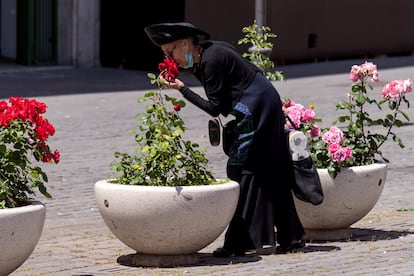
[184,52,194,69]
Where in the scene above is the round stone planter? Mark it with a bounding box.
[95,180,239,267]
[294,163,387,240]
[0,202,46,276]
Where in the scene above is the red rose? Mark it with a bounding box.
[53,150,61,164]
[173,103,181,111]
[158,58,179,80]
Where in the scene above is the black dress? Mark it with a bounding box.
[179,41,305,251]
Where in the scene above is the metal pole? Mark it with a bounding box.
[251,0,271,57]
[255,0,266,31]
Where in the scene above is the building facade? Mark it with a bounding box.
[1,0,413,70]
[0,0,100,67]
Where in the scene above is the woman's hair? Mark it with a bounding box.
[191,36,200,45]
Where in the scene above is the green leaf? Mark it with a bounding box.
[351,84,361,92]
[144,91,155,98]
[146,105,155,113]
[388,100,397,110]
[400,110,410,121]
[0,145,6,154]
[147,72,156,80]
[355,93,366,105]
[177,100,186,107]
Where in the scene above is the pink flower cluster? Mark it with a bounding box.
[349,61,379,83]
[381,79,412,99]
[0,97,60,164]
[322,126,352,163]
[283,100,320,138]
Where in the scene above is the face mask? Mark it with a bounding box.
[184,52,194,69]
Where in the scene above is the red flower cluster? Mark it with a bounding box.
[158,58,179,81]
[0,97,60,164]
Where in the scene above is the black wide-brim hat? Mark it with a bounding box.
[144,22,210,46]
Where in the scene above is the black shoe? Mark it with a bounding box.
[276,240,305,254]
[212,247,245,258]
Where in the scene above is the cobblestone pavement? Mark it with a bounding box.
[2,56,414,276]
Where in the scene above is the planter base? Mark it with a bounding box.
[305,227,352,241]
[131,253,199,267]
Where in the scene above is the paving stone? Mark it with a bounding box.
[2,56,414,275]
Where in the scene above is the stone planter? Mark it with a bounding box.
[294,163,387,240]
[95,180,239,267]
[0,202,46,276]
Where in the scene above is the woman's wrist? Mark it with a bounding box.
[179,85,189,93]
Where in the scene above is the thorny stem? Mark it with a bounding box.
[376,96,403,150]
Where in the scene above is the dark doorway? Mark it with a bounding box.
[100,0,185,71]
[16,0,57,65]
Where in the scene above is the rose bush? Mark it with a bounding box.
[284,61,411,177]
[110,58,215,186]
[238,20,285,81]
[0,97,60,208]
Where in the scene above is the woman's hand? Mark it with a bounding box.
[159,75,185,90]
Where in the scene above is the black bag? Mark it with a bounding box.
[222,119,237,155]
[285,114,323,205]
[208,118,221,146]
[208,118,237,155]
[291,156,324,205]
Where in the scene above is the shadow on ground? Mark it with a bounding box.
[278,55,414,79]
[350,227,414,242]
[116,253,262,268]
[1,55,414,98]
[116,244,341,268]
[307,227,414,243]
[0,67,201,98]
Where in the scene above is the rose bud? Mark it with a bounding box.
[173,103,181,111]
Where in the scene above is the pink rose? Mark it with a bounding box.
[283,100,295,108]
[381,79,412,99]
[328,143,341,154]
[349,65,360,82]
[322,126,344,144]
[308,124,320,138]
[349,62,379,83]
[344,146,352,158]
[361,61,379,82]
[286,105,303,129]
[331,149,347,163]
[302,109,316,122]
[331,146,352,163]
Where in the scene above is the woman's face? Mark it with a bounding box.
[161,39,194,68]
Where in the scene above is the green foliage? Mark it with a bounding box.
[111,74,215,186]
[238,20,285,81]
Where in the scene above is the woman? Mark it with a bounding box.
[145,22,305,257]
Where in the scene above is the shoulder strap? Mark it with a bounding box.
[284,113,298,130]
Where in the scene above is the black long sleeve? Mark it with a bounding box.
[184,41,260,117]
[179,86,221,117]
